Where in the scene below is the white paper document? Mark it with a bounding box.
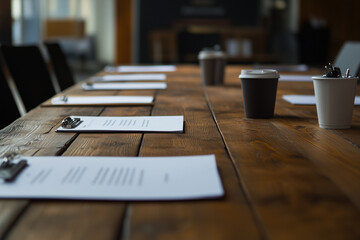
[283,95,360,105]
[105,65,176,73]
[279,75,314,82]
[92,74,166,81]
[0,155,224,200]
[253,64,308,72]
[50,96,154,106]
[82,82,167,90]
[56,115,184,133]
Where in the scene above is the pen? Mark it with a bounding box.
[346,68,350,78]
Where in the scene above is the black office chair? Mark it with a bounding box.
[0,59,20,129]
[44,42,75,91]
[0,45,56,112]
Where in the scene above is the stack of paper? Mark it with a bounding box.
[82,82,167,90]
[283,95,360,105]
[279,75,314,82]
[253,64,308,72]
[0,155,224,200]
[282,95,317,105]
[47,96,154,106]
[104,65,176,73]
[92,74,166,82]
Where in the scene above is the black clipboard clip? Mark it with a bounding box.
[60,95,68,103]
[61,117,83,129]
[0,153,28,182]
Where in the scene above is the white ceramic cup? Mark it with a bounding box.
[312,76,358,129]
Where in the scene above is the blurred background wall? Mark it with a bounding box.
[0,0,359,67]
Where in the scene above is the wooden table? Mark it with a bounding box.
[1,65,360,239]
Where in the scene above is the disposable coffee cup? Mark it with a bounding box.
[239,69,279,118]
[198,49,226,85]
[312,76,358,129]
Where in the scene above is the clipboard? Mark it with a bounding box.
[0,154,224,201]
[56,115,184,133]
[41,95,154,107]
[104,65,176,73]
[91,73,167,82]
[82,82,167,90]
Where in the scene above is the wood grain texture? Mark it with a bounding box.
[1,65,360,240]
[0,104,107,239]
[0,106,103,156]
[0,106,105,239]
[1,79,157,240]
[0,200,28,237]
[128,71,262,239]
[62,106,152,157]
[205,78,360,239]
[4,106,154,239]
[6,201,126,240]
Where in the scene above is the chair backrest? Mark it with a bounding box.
[0,45,56,112]
[0,59,20,129]
[333,41,360,77]
[44,42,75,91]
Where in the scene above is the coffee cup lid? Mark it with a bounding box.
[312,76,359,80]
[239,69,279,79]
[198,49,226,60]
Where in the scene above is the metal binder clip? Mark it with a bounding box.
[0,153,28,182]
[324,63,342,77]
[60,95,68,103]
[61,117,83,129]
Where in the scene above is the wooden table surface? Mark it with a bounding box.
[1,65,360,240]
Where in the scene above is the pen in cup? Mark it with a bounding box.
[346,68,350,78]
